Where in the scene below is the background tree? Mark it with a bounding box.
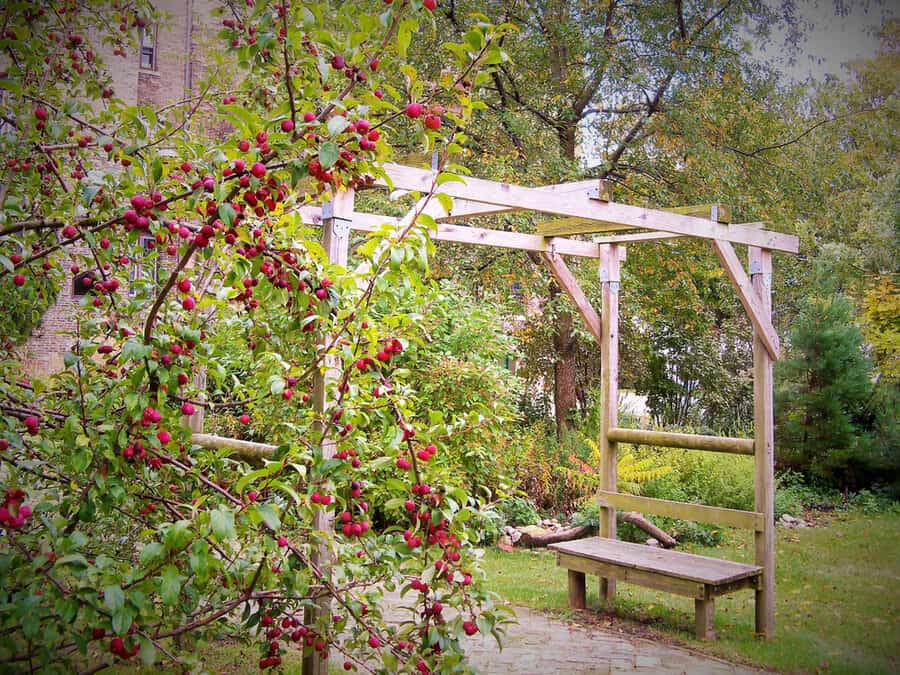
[411,0,806,435]
[775,272,897,491]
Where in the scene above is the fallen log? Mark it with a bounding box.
[620,511,678,548]
[517,524,592,548]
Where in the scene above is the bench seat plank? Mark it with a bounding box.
[549,537,762,586]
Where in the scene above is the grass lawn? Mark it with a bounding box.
[481,509,900,674]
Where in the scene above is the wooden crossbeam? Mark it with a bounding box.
[540,251,603,343]
[666,204,732,224]
[536,203,733,237]
[298,206,605,258]
[596,491,765,531]
[378,163,798,253]
[537,216,623,236]
[595,231,683,244]
[433,179,606,221]
[712,240,781,360]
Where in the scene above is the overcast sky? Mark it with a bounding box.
[759,0,897,82]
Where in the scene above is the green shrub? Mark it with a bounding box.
[498,496,540,526]
[468,505,505,545]
[635,445,755,511]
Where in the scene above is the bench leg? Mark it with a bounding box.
[600,577,616,604]
[567,570,586,609]
[695,598,715,640]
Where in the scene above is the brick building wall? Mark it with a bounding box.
[20,1,216,377]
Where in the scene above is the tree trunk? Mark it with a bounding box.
[549,118,581,437]
[552,282,578,436]
[517,524,591,548]
[620,511,678,548]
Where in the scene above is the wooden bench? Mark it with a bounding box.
[549,537,763,640]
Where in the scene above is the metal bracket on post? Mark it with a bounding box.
[710,204,719,223]
[587,179,610,202]
[322,201,352,238]
[748,255,772,289]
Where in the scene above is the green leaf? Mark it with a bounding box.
[104,585,125,614]
[54,554,89,569]
[164,520,192,551]
[139,636,157,666]
[151,158,163,183]
[437,172,467,186]
[81,184,100,209]
[436,193,453,216]
[255,503,281,531]
[112,608,134,636]
[139,542,166,565]
[218,203,237,227]
[397,19,416,57]
[318,142,339,169]
[160,565,181,606]
[70,446,92,472]
[0,254,13,273]
[210,508,235,542]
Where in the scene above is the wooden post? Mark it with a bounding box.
[598,244,621,603]
[695,598,716,640]
[749,246,775,639]
[185,369,206,432]
[568,570,587,609]
[304,189,353,675]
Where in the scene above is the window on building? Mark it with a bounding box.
[129,236,158,296]
[139,26,156,70]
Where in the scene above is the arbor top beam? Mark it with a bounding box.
[377,163,798,254]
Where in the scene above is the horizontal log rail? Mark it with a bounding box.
[190,433,276,461]
[597,491,765,531]
[607,427,754,455]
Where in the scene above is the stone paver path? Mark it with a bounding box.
[460,604,762,674]
[384,593,761,674]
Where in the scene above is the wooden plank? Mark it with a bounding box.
[667,204,732,224]
[713,240,780,360]
[595,231,684,244]
[541,252,603,343]
[596,491,765,531]
[568,570,587,609]
[750,246,776,639]
[594,223,765,245]
[436,180,607,221]
[190,433,276,461]
[606,427,755,455]
[695,598,716,640]
[557,552,705,598]
[537,216,623,236]
[299,206,605,259]
[550,537,762,586]
[537,204,733,236]
[598,244,622,602]
[379,163,799,253]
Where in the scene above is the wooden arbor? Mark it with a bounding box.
[192,161,797,670]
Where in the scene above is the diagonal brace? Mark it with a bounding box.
[541,251,603,344]
[712,240,780,360]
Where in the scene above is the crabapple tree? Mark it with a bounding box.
[0,0,515,672]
